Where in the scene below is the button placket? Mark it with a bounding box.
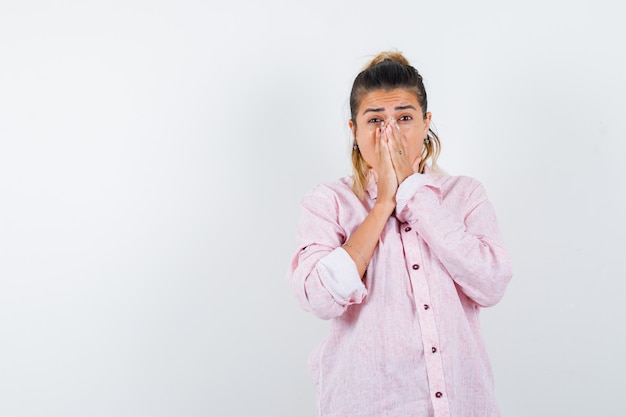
[401,226,449,415]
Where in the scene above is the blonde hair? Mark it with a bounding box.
[349,51,441,199]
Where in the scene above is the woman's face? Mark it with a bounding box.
[350,88,431,173]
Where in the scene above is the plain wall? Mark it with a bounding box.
[1,1,625,416]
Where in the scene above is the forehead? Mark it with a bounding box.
[358,89,421,115]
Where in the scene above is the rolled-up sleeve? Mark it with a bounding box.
[316,248,367,304]
[396,172,428,214]
[289,186,367,320]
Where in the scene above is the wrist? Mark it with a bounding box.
[373,200,395,217]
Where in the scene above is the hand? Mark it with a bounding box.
[374,125,398,209]
[384,120,420,184]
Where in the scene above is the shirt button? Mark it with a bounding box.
[432,347,437,353]
[412,264,420,270]
[424,304,430,310]
[404,226,412,232]
[435,392,443,398]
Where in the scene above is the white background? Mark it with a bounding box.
[1,1,625,416]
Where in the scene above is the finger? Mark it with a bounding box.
[379,130,392,167]
[384,123,405,164]
[376,127,390,169]
[378,126,388,152]
[385,121,414,184]
[389,119,407,151]
[382,124,394,152]
[384,122,403,159]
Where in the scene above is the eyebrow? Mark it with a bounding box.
[362,104,417,114]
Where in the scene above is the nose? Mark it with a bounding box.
[382,118,401,131]
[380,118,398,129]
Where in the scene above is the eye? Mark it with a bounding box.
[368,118,383,124]
[399,115,413,122]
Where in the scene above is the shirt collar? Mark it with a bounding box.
[364,166,440,201]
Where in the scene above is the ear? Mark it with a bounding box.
[348,119,356,138]
[424,112,432,135]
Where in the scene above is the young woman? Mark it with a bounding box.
[289,51,512,417]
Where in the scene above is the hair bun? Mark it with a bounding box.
[365,50,410,69]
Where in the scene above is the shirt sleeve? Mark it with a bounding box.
[395,176,512,307]
[316,247,367,304]
[289,186,368,320]
[396,173,428,214]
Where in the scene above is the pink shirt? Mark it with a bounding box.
[289,172,513,417]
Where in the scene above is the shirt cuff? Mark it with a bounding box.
[315,247,367,305]
[396,173,427,214]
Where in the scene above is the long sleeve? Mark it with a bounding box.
[395,176,512,307]
[290,175,510,416]
[289,186,367,320]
